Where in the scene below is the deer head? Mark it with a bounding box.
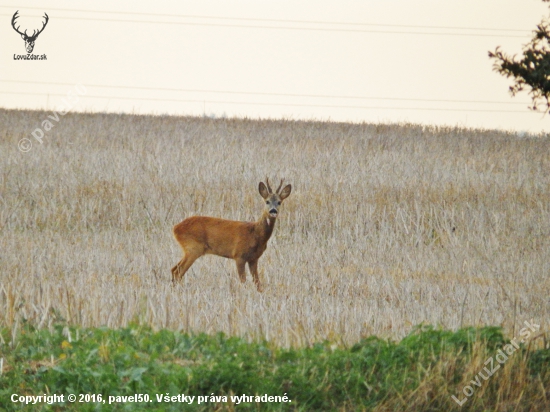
[259,178,292,218]
[12,11,49,54]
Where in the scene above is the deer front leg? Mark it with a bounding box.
[235,258,247,283]
[248,259,263,292]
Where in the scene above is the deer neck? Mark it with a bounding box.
[256,210,276,241]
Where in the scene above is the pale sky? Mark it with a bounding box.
[1,1,548,133]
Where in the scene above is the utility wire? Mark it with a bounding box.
[0,10,529,38]
[0,5,530,33]
[0,80,528,106]
[0,90,533,113]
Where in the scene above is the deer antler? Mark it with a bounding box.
[30,13,49,39]
[11,11,49,40]
[11,11,26,37]
[265,177,273,194]
[276,179,285,194]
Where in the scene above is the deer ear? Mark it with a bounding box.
[279,184,292,200]
[259,182,269,199]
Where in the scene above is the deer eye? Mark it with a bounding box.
[277,201,281,205]
[266,201,269,204]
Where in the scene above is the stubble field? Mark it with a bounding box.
[1,108,549,346]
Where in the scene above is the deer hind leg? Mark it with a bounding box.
[235,258,247,283]
[248,259,263,292]
[171,258,186,283]
[171,248,201,284]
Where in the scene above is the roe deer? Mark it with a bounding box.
[171,178,292,292]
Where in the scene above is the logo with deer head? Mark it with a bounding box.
[11,10,49,54]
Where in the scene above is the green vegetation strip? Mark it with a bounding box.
[0,325,548,411]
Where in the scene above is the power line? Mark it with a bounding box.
[0,5,530,33]
[0,11,529,38]
[0,80,528,106]
[0,90,534,113]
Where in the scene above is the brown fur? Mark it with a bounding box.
[171,179,291,292]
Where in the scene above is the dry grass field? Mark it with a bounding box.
[1,108,549,347]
